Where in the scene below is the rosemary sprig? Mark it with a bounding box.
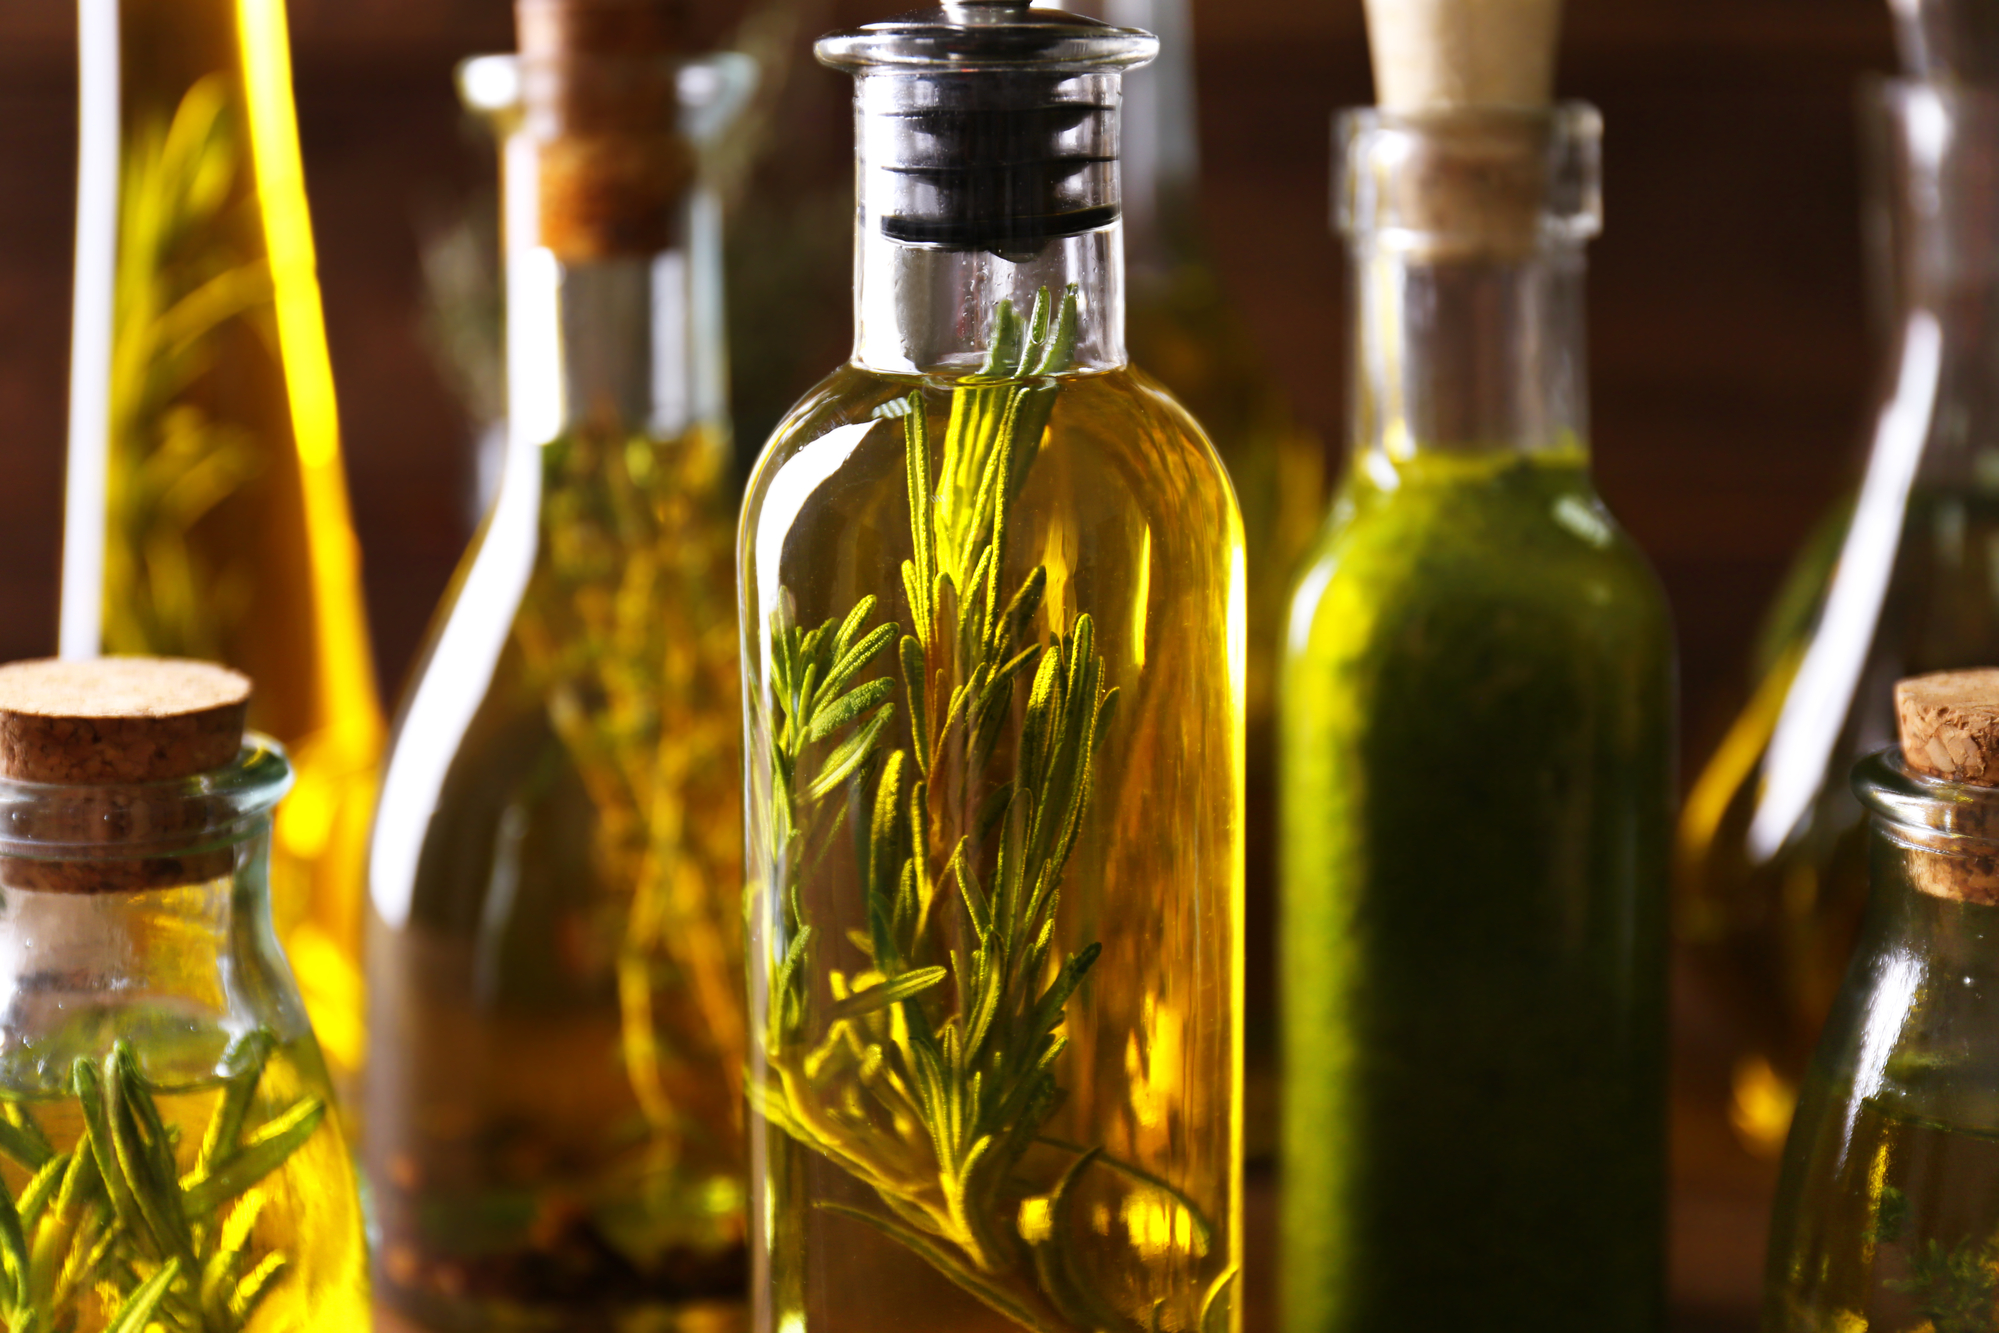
[755,289,1222,1332]
[0,1031,324,1332]
[104,73,274,662]
[509,422,747,1193]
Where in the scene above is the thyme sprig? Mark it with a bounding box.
[0,1031,324,1333]
[755,290,1228,1332]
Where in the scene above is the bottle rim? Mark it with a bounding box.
[1855,745,1999,848]
[0,735,292,863]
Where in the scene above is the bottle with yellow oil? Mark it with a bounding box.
[60,0,383,1092]
[739,5,1245,1331]
[0,657,367,1332]
[365,2,754,1326]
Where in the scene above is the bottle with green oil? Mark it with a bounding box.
[1767,671,1999,1333]
[738,5,1244,1331]
[1279,3,1673,1328]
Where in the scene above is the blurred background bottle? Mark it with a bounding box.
[1676,4,1999,1160]
[364,0,753,1325]
[59,0,383,1092]
[1051,0,1324,1155]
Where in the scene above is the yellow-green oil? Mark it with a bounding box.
[741,362,1245,1333]
[1281,446,1673,1331]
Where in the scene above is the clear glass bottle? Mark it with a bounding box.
[1047,0,1322,1146]
[0,667,367,1331]
[738,5,1245,1332]
[60,0,384,1089]
[365,26,752,1332]
[1280,106,1674,1330]
[1764,745,1999,1329]
[1677,80,1999,1156]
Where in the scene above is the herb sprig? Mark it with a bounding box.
[0,1031,324,1333]
[753,290,1232,1333]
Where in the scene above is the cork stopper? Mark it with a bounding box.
[0,658,249,785]
[515,0,693,260]
[1895,669,1999,903]
[0,659,251,894]
[1363,0,1562,112]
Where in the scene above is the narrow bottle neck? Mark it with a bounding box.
[503,146,729,450]
[847,65,1129,376]
[1350,242,1590,459]
[854,227,1127,375]
[1339,105,1601,462]
[468,54,737,455]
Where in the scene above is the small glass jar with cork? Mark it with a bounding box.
[1766,668,1999,1327]
[0,657,366,1332]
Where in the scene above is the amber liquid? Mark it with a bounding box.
[0,1041,368,1332]
[85,0,382,1083]
[1768,1095,1999,1331]
[742,363,1245,1333]
[369,426,746,1330]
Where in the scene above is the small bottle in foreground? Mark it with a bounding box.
[740,4,1245,1332]
[1280,2,1673,1328]
[1766,669,1999,1330]
[0,656,367,1332]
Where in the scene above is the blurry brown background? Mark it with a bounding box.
[0,0,1897,1326]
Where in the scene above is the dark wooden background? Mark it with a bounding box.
[0,0,1899,1325]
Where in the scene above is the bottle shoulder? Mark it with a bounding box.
[1289,450,1672,663]
[743,363,1242,533]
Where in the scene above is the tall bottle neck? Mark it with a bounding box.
[848,67,1129,376]
[1340,106,1601,461]
[472,54,734,451]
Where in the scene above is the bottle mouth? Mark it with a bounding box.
[0,736,293,870]
[1336,102,1603,257]
[1855,746,1999,849]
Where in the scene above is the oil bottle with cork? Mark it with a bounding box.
[737,3,1245,1330]
[0,656,367,1331]
[61,0,384,1097]
[1678,0,1999,1158]
[1280,0,1673,1326]
[1766,669,1999,1328]
[365,1,749,1327]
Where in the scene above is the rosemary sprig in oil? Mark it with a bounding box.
[755,289,1229,1333]
[0,1030,323,1333]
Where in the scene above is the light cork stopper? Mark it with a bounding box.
[0,659,249,893]
[1895,669,1999,904]
[0,658,249,785]
[1363,0,1562,112]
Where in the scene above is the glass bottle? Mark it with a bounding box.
[1280,105,1674,1330]
[1047,0,1323,1145]
[738,5,1245,1332]
[1764,742,1999,1329]
[60,0,385,1090]
[1677,79,1999,1156]
[364,20,752,1331]
[0,659,367,1331]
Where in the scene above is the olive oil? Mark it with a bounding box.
[744,354,1243,1333]
[64,0,382,1085]
[0,1037,367,1333]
